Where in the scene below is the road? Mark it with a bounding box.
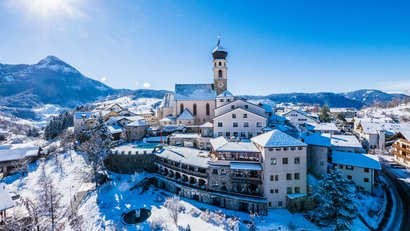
[379,156,410,231]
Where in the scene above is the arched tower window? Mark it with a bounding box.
[193,103,197,116]
[218,70,223,78]
[180,103,184,115]
[206,103,210,116]
[219,61,222,66]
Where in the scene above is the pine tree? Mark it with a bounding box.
[315,169,357,230]
[319,105,332,122]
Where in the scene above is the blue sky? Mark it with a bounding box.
[1,0,410,95]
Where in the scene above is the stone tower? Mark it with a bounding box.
[212,38,228,95]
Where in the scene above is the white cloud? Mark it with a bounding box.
[377,80,410,95]
[143,82,151,88]
[100,77,107,82]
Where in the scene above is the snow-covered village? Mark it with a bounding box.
[1,1,410,231]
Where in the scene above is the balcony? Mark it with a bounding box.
[391,150,410,162]
[156,161,207,178]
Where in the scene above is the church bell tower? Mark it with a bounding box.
[212,37,228,95]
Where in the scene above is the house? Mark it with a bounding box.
[124,120,149,142]
[282,110,319,127]
[73,112,98,135]
[330,108,357,119]
[331,152,381,194]
[0,147,40,176]
[301,132,331,179]
[105,103,124,113]
[391,131,410,167]
[251,130,308,210]
[213,99,269,139]
[305,122,340,135]
[329,134,365,153]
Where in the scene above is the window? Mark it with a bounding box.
[278,201,283,207]
[275,189,279,193]
[180,103,184,114]
[244,105,249,109]
[294,157,300,164]
[270,189,274,194]
[219,61,222,66]
[286,173,292,180]
[241,132,246,137]
[225,132,230,137]
[364,168,369,173]
[231,105,235,110]
[347,175,352,180]
[219,99,224,102]
[218,70,223,78]
[232,114,236,118]
[244,122,249,127]
[193,103,197,116]
[206,103,210,116]
[294,173,300,180]
[256,122,262,127]
[346,165,354,170]
[233,132,238,137]
[283,158,288,164]
[233,122,238,127]
[212,169,218,174]
[287,187,292,194]
[295,187,300,193]
[218,132,223,137]
[220,169,227,175]
[218,122,223,127]
[268,202,272,207]
[270,175,274,181]
[271,158,277,165]
[339,164,344,169]
[243,113,247,118]
[364,178,369,183]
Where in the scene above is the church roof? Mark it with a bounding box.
[217,90,233,97]
[177,109,194,120]
[174,84,216,101]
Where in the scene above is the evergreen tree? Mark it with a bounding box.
[319,105,332,122]
[314,169,357,230]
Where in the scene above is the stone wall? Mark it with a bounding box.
[105,153,156,173]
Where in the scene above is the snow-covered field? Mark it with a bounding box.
[95,96,161,111]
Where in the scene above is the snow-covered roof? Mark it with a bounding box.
[159,93,175,108]
[108,125,123,134]
[251,130,307,148]
[359,122,410,135]
[74,112,97,119]
[170,133,200,139]
[177,109,194,120]
[301,132,331,147]
[230,162,262,171]
[400,131,410,141]
[160,116,176,122]
[126,120,147,127]
[0,183,13,211]
[306,123,339,132]
[217,90,233,97]
[154,146,210,168]
[329,135,362,148]
[210,136,228,150]
[174,84,216,101]
[200,122,213,128]
[332,152,381,170]
[216,142,259,153]
[269,114,287,123]
[0,147,39,162]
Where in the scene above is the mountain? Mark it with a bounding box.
[0,56,118,108]
[241,92,365,109]
[340,89,410,106]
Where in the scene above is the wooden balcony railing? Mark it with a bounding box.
[391,150,410,162]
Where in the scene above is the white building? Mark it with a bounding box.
[282,110,319,127]
[73,112,98,135]
[213,99,268,139]
[332,152,381,194]
[251,130,308,209]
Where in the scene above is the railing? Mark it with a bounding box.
[392,143,410,155]
[156,161,207,178]
[231,176,263,184]
[207,187,264,199]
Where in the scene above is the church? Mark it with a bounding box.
[157,39,270,139]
